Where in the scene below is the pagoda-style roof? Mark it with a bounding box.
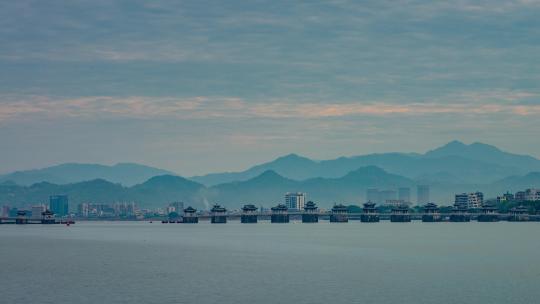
[42,210,54,216]
[331,204,349,213]
[510,205,528,213]
[304,201,318,211]
[453,202,469,211]
[184,206,197,213]
[423,203,439,211]
[481,202,498,211]
[16,210,27,216]
[210,204,227,213]
[363,201,376,208]
[271,204,288,212]
[242,204,258,212]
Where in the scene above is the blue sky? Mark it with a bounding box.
[1,0,539,175]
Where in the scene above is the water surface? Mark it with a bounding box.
[1,221,539,303]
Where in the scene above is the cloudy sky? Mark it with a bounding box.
[1,0,539,176]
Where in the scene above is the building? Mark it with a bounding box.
[384,199,406,207]
[1,205,10,217]
[477,202,499,222]
[422,203,441,222]
[302,201,318,223]
[210,204,227,224]
[508,205,529,222]
[271,204,289,223]
[361,201,379,223]
[241,204,258,223]
[170,202,184,215]
[390,205,411,223]
[450,202,470,222]
[182,206,198,223]
[417,185,430,204]
[330,204,349,223]
[496,192,514,203]
[285,192,306,210]
[49,195,69,217]
[31,205,46,219]
[366,189,379,204]
[398,188,411,203]
[525,189,540,201]
[379,190,397,204]
[455,192,483,209]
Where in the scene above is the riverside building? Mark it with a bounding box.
[330,204,348,223]
[361,201,379,223]
[241,204,258,223]
[271,204,289,223]
[302,201,318,223]
[477,202,499,222]
[450,202,470,222]
[390,204,411,222]
[508,205,529,222]
[182,206,198,223]
[210,204,227,224]
[422,203,442,222]
[455,192,484,209]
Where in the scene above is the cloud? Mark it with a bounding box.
[1,93,539,123]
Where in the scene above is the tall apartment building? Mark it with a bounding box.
[49,195,69,217]
[398,188,411,203]
[417,185,430,204]
[31,205,46,219]
[455,192,484,209]
[285,192,306,210]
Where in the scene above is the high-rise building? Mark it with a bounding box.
[78,203,90,217]
[417,185,430,204]
[379,190,397,203]
[454,192,483,209]
[31,205,46,219]
[170,202,184,215]
[398,188,411,203]
[366,189,379,204]
[49,195,69,217]
[285,192,306,210]
[525,189,540,201]
[1,205,10,217]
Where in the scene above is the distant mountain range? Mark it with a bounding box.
[1,141,539,209]
[0,163,174,186]
[191,141,540,185]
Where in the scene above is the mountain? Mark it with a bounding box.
[425,141,540,170]
[192,141,539,186]
[0,175,206,209]
[0,163,175,186]
[208,166,415,208]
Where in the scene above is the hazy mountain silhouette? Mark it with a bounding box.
[192,141,540,185]
[2,169,539,210]
[0,163,174,186]
[207,166,415,208]
[0,175,205,209]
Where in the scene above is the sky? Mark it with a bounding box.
[1,0,539,176]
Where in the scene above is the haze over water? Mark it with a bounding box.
[1,222,539,304]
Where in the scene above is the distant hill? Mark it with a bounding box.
[207,166,416,208]
[191,141,539,186]
[1,169,539,210]
[0,175,206,209]
[0,163,175,186]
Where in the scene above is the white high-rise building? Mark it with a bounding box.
[285,192,306,210]
[455,192,484,209]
